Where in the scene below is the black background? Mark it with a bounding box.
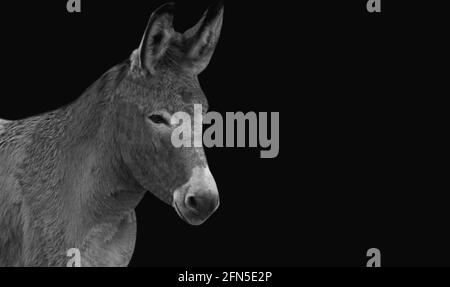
[0,1,447,267]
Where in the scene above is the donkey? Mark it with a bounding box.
[0,2,223,267]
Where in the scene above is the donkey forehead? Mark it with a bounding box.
[123,73,209,114]
[151,76,207,112]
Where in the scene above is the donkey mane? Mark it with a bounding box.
[0,61,129,147]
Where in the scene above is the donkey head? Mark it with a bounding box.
[113,2,223,225]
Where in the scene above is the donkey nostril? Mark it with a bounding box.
[186,195,199,210]
[185,192,218,215]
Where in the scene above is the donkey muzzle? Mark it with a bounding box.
[173,166,219,225]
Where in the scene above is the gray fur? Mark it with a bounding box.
[0,2,223,267]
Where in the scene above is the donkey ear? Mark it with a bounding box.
[183,1,224,74]
[133,3,175,74]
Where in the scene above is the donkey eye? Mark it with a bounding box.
[148,114,170,126]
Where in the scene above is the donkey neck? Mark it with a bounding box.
[20,67,144,254]
[57,73,144,243]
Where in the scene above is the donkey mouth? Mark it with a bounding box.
[174,199,217,226]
